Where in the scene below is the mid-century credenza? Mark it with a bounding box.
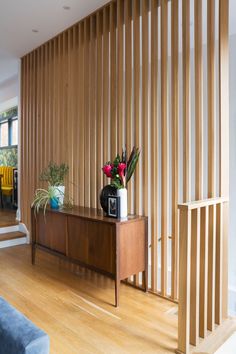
[31,207,148,307]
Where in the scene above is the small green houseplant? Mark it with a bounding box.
[32,186,64,215]
[39,162,69,205]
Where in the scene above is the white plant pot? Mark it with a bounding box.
[117,188,128,219]
[51,185,65,206]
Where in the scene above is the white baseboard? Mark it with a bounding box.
[0,236,27,249]
[0,225,20,234]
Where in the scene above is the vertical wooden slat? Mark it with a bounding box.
[133,0,141,286]
[219,0,229,320]
[190,208,200,345]
[79,22,85,206]
[25,54,30,226]
[67,29,73,199]
[199,206,209,338]
[142,0,149,288]
[40,46,44,174]
[96,11,103,208]
[142,0,149,217]
[32,50,37,199]
[62,33,67,164]
[21,57,26,224]
[90,16,97,208]
[151,0,158,293]
[182,0,191,203]
[208,0,216,199]
[110,3,117,159]
[178,209,192,354]
[161,0,168,297]
[207,204,216,331]
[215,202,223,324]
[195,0,204,341]
[84,20,90,207]
[207,0,216,332]
[103,7,110,176]
[133,0,141,215]
[117,0,124,154]
[44,44,49,167]
[53,38,59,164]
[71,26,78,204]
[171,0,179,300]
[125,0,132,212]
[195,0,203,201]
[28,53,33,216]
[48,41,53,162]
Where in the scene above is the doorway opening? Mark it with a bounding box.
[0,105,18,227]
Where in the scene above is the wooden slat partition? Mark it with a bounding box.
[177,198,228,354]
[20,0,229,317]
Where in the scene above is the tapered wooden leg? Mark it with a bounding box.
[115,278,120,307]
[143,270,148,292]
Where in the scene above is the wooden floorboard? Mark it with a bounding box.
[0,209,18,227]
[0,245,178,354]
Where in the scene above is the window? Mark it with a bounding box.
[0,107,18,148]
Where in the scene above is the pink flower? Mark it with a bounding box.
[102,164,113,178]
[118,163,126,177]
[118,163,126,186]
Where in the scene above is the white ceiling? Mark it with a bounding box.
[0,0,109,84]
[0,0,235,86]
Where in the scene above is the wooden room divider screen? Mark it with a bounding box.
[21,0,229,352]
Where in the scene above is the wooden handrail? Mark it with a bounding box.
[178,197,228,211]
[177,196,227,354]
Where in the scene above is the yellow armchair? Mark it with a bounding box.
[0,166,14,196]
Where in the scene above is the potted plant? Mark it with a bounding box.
[39,162,69,206]
[31,186,65,215]
[102,147,140,218]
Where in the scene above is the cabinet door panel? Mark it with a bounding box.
[87,222,115,274]
[119,220,146,279]
[67,217,115,275]
[36,211,67,254]
[67,217,89,264]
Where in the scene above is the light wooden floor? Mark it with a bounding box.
[0,209,18,227]
[0,245,178,354]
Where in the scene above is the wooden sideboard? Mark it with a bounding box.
[31,207,148,307]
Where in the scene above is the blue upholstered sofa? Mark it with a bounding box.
[0,297,50,354]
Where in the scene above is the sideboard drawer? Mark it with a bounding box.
[67,216,116,275]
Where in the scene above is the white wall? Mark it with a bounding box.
[0,74,18,111]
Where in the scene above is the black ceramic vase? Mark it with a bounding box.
[100,184,117,213]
